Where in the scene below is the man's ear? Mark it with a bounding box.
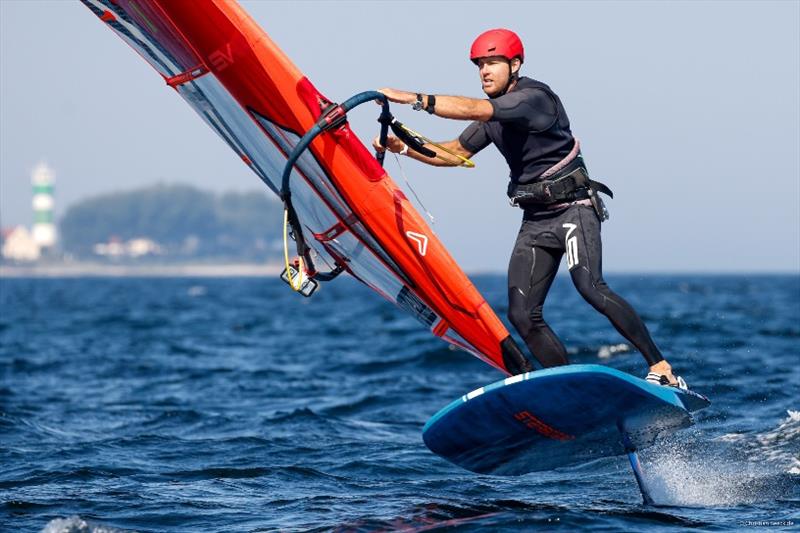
[510,58,522,75]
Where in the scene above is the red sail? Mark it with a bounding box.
[81,0,527,375]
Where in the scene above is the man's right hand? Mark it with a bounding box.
[372,134,406,154]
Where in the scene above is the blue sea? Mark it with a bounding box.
[1,274,798,532]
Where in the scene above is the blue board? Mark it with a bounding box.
[423,364,710,476]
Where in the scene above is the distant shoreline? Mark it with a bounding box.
[1,263,797,278]
[0,262,284,278]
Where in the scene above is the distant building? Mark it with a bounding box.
[31,162,57,250]
[126,238,163,257]
[1,226,40,262]
[93,237,125,258]
[93,237,163,258]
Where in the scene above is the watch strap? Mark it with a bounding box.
[425,94,436,114]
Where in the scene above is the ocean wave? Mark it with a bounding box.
[715,410,800,473]
[1,466,137,490]
[757,327,800,338]
[2,275,797,531]
[165,466,271,481]
[266,406,321,423]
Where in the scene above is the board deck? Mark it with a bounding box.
[423,364,710,475]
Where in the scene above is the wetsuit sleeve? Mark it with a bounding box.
[458,121,491,154]
[489,88,558,132]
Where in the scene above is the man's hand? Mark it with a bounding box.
[378,88,416,105]
[372,134,405,153]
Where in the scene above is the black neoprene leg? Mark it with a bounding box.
[567,207,665,366]
[507,226,569,368]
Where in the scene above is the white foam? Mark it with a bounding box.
[597,343,630,359]
[639,411,800,507]
[641,444,787,507]
[187,285,207,296]
[41,516,134,533]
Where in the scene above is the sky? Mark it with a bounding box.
[1,0,798,273]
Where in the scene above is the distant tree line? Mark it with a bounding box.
[60,184,284,260]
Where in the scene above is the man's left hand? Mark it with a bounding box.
[378,88,416,105]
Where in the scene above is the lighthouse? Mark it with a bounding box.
[31,162,57,250]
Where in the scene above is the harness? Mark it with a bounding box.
[507,155,613,221]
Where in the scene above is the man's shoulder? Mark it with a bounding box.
[498,77,558,110]
[516,76,556,94]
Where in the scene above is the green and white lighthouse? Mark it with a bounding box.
[31,162,56,250]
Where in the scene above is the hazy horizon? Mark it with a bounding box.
[1,1,798,273]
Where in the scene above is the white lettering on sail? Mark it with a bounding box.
[406,231,429,256]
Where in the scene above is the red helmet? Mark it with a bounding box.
[470,29,524,64]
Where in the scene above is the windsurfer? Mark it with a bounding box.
[374,29,687,388]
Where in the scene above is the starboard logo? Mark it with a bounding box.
[405,231,429,256]
[514,410,574,441]
[209,43,234,72]
[563,223,579,270]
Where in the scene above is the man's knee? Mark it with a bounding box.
[572,267,609,311]
[508,305,545,334]
[507,290,535,331]
[507,305,528,332]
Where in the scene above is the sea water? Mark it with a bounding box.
[1,274,798,531]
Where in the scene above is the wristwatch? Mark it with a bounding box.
[412,93,424,111]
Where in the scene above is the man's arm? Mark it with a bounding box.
[407,138,474,166]
[372,135,473,167]
[379,86,558,131]
[379,88,493,121]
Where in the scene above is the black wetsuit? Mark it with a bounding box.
[459,76,665,369]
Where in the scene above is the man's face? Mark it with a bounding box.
[476,56,520,97]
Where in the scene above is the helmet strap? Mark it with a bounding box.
[490,62,517,99]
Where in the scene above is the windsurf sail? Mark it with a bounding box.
[80,0,531,375]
